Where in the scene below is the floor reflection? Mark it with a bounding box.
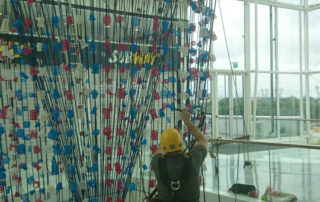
[203,148,320,202]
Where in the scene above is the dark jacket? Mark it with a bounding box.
[151,144,207,202]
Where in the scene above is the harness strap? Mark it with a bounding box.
[158,155,190,200]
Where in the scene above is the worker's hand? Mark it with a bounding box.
[174,126,181,132]
[182,108,191,124]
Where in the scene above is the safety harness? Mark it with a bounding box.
[158,155,191,202]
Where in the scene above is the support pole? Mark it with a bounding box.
[244,0,251,137]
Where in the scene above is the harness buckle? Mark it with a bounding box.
[170,180,181,191]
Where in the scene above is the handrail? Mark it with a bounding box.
[255,117,320,121]
[209,138,320,150]
[216,115,320,121]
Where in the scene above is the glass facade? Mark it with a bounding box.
[205,1,320,201]
[210,0,320,143]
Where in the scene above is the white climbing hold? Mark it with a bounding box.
[0,18,9,34]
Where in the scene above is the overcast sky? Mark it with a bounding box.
[212,0,320,98]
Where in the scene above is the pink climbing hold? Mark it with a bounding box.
[151,130,158,140]
[103,15,111,26]
[117,146,123,156]
[149,108,158,120]
[24,18,32,31]
[66,16,73,25]
[150,145,158,154]
[62,40,70,51]
[116,179,122,190]
[104,146,112,155]
[30,109,38,120]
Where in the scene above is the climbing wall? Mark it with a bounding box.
[0,0,216,201]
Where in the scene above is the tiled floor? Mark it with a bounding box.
[203,148,320,201]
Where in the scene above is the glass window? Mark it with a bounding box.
[279,74,301,117]
[278,9,300,71]
[309,0,320,5]
[310,74,320,119]
[218,75,230,138]
[257,5,271,71]
[278,74,301,137]
[250,3,257,70]
[279,119,301,137]
[309,10,320,71]
[232,75,244,115]
[253,73,277,139]
[255,73,276,116]
[310,74,320,98]
[214,0,244,70]
[232,76,244,137]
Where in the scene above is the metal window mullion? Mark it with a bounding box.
[209,69,247,74]
[237,0,304,11]
[251,70,306,74]
[309,71,320,74]
[212,73,219,138]
[209,16,219,139]
[252,2,259,138]
[269,3,276,138]
[304,0,311,140]
[244,0,252,137]
[308,3,320,11]
[228,74,234,138]
[274,1,280,139]
[299,1,304,137]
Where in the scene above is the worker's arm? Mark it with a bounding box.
[182,108,208,150]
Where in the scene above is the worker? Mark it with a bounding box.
[151,108,208,202]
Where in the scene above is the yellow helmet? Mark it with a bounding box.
[160,128,184,154]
